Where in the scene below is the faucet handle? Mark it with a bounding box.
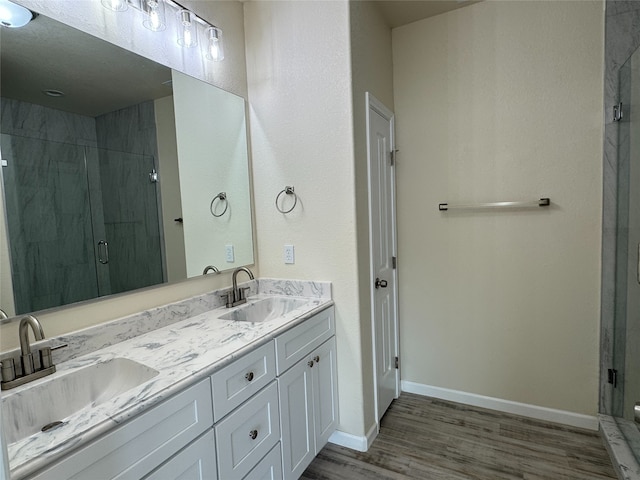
[220,291,233,308]
[238,287,251,301]
[0,358,16,382]
[39,343,67,370]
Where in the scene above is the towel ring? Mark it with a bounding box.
[210,192,228,217]
[276,186,297,214]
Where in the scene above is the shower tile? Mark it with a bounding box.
[607,1,640,18]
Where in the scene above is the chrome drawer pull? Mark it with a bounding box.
[249,429,258,440]
[245,371,254,382]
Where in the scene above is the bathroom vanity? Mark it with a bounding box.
[0,279,336,480]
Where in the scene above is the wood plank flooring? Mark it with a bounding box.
[302,393,617,480]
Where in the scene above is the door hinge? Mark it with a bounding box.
[394,356,399,369]
[613,103,624,122]
[392,256,397,269]
[608,368,618,388]
[390,149,399,166]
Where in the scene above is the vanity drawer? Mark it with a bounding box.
[275,306,334,375]
[215,381,280,479]
[244,442,283,480]
[28,379,213,480]
[144,429,217,480]
[211,341,276,421]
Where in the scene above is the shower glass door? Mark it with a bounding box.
[0,134,105,313]
[1,133,164,315]
[614,43,640,423]
[96,147,164,295]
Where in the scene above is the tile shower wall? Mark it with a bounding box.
[0,98,103,313]
[1,98,165,312]
[95,102,165,294]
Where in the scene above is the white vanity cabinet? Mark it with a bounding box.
[276,307,338,480]
[27,379,214,480]
[19,304,337,480]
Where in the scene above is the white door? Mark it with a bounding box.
[366,93,399,423]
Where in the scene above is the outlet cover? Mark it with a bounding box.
[225,244,234,263]
[284,244,295,264]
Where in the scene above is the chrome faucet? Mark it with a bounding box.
[0,315,67,390]
[223,267,255,308]
[203,265,220,275]
[19,315,45,375]
[0,308,8,320]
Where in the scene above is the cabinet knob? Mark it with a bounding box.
[245,371,254,382]
[314,356,320,363]
[308,360,314,368]
[249,429,258,440]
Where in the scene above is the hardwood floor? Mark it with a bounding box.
[302,393,617,480]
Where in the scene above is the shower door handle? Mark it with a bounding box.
[98,240,109,264]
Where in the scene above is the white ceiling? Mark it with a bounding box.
[1,14,172,117]
[375,0,482,28]
[0,1,480,118]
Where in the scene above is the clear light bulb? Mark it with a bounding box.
[177,10,198,48]
[205,26,224,62]
[142,0,165,32]
[101,0,127,12]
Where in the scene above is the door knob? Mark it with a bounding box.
[375,278,388,289]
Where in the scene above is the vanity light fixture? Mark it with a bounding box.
[142,0,166,32]
[205,26,224,62]
[101,0,128,12]
[101,0,224,61]
[0,0,34,28]
[176,9,198,48]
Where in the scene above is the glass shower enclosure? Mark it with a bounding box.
[0,133,164,314]
[610,42,640,464]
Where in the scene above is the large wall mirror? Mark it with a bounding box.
[0,11,254,317]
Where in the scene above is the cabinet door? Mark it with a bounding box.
[311,337,338,453]
[278,357,314,480]
[144,429,217,480]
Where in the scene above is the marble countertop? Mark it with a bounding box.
[3,289,333,479]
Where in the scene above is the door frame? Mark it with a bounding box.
[365,92,400,428]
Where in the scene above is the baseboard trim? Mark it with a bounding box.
[329,422,378,452]
[401,380,598,431]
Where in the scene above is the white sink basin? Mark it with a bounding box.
[1,357,159,444]
[220,297,309,323]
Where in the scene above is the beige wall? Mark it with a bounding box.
[349,1,395,434]
[0,0,254,351]
[393,0,604,415]
[244,0,370,437]
[154,95,187,283]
